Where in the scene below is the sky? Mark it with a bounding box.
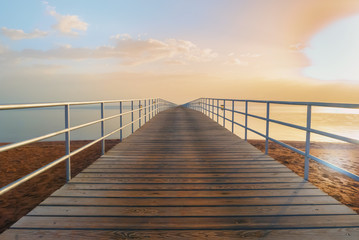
[1,0,359,104]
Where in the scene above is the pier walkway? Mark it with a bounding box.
[2,107,359,239]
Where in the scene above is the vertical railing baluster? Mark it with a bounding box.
[199,98,203,113]
[217,99,219,123]
[151,99,154,118]
[204,98,206,115]
[223,100,226,127]
[207,98,209,116]
[154,99,156,116]
[265,102,270,155]
[157,98,159,114]
[203,98,205,114]
[212,99,214,120]
[65,104,71,182]
[101,102,105,155]
[139,100,141,128]
[202,98,204,113]
[144,99,147,123]
[120,101,123,141]
[131,100,134,133]
[245,100,248,141]
[203,98,207,115]
[304,105,312,181]
[231,100,234,133]
[205,98,207,116]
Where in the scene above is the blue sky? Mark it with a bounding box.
[1,0,359,104]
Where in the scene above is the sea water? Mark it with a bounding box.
[0,103,143,143]
[212,102,359,143]
[0,104,359,143]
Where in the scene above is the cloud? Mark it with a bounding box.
[239,53,262,58]
[109,34,217,65]
[1,27,48,40]
[225,52,262,66]
[289,42,306,52]
[45,3,88,36]
[0,34,217,65]
[228,58,248,66]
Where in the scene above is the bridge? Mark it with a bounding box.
[1,98,359,239]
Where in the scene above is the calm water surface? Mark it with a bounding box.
[1,105,359,143]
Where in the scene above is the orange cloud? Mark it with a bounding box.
[1,34,217,65]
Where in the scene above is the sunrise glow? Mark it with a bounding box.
[1,0,359,104]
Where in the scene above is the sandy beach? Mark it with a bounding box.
[0,140,121,233]
[248,140,359,214]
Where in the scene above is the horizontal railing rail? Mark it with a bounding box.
[0,98,176,195]
[184,98,359,182]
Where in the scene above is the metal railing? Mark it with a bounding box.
[184,98,359,182]
[0,98,175,195]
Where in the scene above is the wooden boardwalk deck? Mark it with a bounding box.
[2,107,359,239]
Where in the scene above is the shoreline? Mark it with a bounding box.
[248,139,359,214]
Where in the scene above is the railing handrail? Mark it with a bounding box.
[184,98,359,182]
[0,98,176,195]
[0,98,155,110]
[204,98,359,109]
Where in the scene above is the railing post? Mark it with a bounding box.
[101,102,105,155]
[206,98,208,115]
[201,98,204,113]
[204,98,207,115]
[265,102,270,155]
[217,99,219,123]
[139,100,141,128]
[203,98,205,114]
[151,99,153,117]
[207,98,209,116]
[212,99,214,120]
[223,100,226,127]
[304,105,312,181]
[65,104,71,182]
[131,100,134,133]
[157,98,159,114]
[154,99,157,116]
[231,100,234,133]
[208,98,210,117]
[205,98,207,116]
[144,99,147,123]
[245,100,248,141]
[120,101,123,141]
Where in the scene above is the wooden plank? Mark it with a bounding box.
[11,215,359,229]
[28,205,355,216]
[88,163,285,168]
[70,177,303,184]
[51,189,328,197]
[75,172,298,178]
[40,195,341,206]
[2,229,359,240]
[62,182,317,190]
[81,168,292,173]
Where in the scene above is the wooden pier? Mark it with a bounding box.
[2,107,359,239]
